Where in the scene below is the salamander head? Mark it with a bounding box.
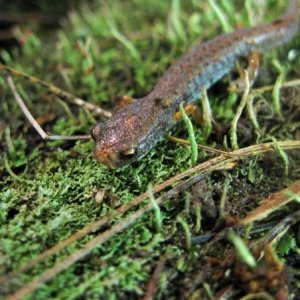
[91,113,148,169]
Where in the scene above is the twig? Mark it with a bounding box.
[143,257,166,300]
[252,78,300,94]
[216,213,300,273]
[237,180,300,226]
[206,180,300,245]
[1,64,112,118]
[212,212,299,287]
[251,210,300,247]
[191,221,279,245]
[7,76,91,141]
[168,136,244,157]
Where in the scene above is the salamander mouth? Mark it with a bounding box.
[94,144,139,169]
[94,146,120,169]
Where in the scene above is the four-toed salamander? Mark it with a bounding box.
[92,0,299,169]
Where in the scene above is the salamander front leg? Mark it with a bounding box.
[113,95,135,112]
[230,51,260,93]
[172,103,202,125]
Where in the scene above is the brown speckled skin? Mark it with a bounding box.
[92,0,299,168]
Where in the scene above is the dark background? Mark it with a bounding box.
[0,0,85,49]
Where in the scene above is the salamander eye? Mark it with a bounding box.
[121,148,136,159]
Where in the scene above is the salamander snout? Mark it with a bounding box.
[93,147,120,169]
[93,145,138,169]
[91,123,138,169]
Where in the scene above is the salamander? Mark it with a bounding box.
[91,0,299,169]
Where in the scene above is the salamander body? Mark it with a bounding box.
[92,0,299,168]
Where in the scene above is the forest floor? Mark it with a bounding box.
[0,0,299,299]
